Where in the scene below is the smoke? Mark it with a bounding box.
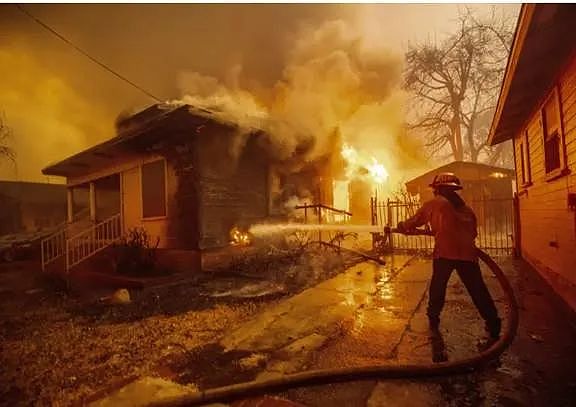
[0,45,114,182]
[176,19,428,200]
[1,4,434,188]
[177,20,404,162]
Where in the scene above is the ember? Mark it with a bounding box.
[230,227,251,246]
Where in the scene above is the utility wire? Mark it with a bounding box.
[15,4,162,103]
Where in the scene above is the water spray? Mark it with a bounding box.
[249,223,382,236]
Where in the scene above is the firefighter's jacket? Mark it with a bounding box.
[403,195,478,262]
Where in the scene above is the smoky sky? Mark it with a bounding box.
[0,3,519,182]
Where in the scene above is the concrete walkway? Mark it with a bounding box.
[94,255,576,406]
[281,256,576,406]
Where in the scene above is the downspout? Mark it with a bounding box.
[511,136,521,257]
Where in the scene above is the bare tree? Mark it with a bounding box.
[0,113,15,163]
[404,7,516,166]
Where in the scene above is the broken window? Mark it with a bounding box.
[141,159,166,218]
[542,88,564,175]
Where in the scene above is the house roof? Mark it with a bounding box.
[488,4,576,146]
[0,180,66,205]
[405,161,515,187]
[42,103,256,178]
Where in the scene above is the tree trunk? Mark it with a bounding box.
[451,113,464,161]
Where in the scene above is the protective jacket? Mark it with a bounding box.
[402,195,478,261]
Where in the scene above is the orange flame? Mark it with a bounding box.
[341,143,389,185]
[230,227,251,246]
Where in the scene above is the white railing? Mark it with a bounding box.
[41,229,67,271]
[66,214,122,270]
[40,207,92,271]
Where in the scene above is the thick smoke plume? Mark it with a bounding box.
[176,20,428,197]
[0,45,114,181]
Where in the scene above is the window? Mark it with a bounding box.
[141,159,166,218]
[519,142,526,185]
[519,130,531,187]
[542,88,565,176]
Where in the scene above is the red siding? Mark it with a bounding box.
[514,55,576,310]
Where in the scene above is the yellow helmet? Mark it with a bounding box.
[429,172,462,190]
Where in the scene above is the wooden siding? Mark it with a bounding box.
[514,54,576,298]
[195,128,269,249]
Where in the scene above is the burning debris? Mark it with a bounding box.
[230,227,251,246]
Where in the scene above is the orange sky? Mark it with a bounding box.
[0,4,519,183]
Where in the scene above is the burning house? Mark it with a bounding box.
[39,101,395,276]
[40,103,357,274]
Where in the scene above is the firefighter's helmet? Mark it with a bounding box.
[429,172,462,190]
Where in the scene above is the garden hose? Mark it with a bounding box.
[152,241,518,407]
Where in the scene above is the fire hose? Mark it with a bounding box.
[152,228,519,407]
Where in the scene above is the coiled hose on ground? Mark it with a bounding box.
[152,242,519,407]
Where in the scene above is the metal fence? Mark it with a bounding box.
[370,196,516,256]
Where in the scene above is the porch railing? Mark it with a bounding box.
[41,229,67,271]
[294,203,353,245]
[295,203,353,224]
[40,207,92,271]
[66,214,122,270]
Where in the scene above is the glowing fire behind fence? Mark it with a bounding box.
[334,143,390,212]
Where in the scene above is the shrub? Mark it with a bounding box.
[112,227,160,276]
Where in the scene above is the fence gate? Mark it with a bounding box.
[370,196,516,256]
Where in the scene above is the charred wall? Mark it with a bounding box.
[195,126,270,249]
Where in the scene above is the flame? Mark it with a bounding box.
[341,143,389,185]
[230,227,251,246]
[332,179,350,222]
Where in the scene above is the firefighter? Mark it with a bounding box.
[397,172,501,340]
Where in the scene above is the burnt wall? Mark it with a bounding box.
[195,127,269,249]
[166,142,201,250]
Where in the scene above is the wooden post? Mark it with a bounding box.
[387,199,394,251]
[67,187,74,223]
[89,182,96,223]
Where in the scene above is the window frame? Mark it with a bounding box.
[140,158,168,220]
[541,86,569,181]
[519,129,532,188]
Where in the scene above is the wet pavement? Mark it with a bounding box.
[121,254,576,406]
[277,256,576,407]
[5,252,576,406]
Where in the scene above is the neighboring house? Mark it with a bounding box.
[405,161,515,250]
[488,4,576,312]
[405,161,515,204]
[0,180,67,235]
[41,103,341,274]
